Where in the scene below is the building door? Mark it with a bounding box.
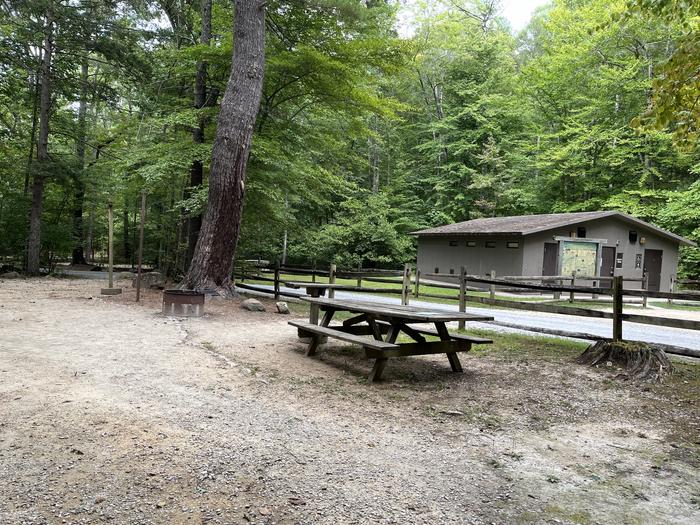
[600,246,616,289]
[542,242,558,275]
[643,249,663,292]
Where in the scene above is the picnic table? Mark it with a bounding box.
[285,281,362,324]
[288,297,494,381]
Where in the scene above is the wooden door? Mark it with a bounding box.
[542,242,558,275]
[600,246,616,289]
[643,249,663,292]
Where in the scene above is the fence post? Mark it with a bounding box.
[668,275,675,305]
[401,264,411,306]
[458,266,467,330]
[414,269,421,297]
[642,272,648,308]
[356,262,362,288]
[328,263,336,299]
[612,275,623,341]
[489,270,496,303]
[274,261,280,300]
[312,261,316,283]
[554,278,561,301]
[569,271,576,303]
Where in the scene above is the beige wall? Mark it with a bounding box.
[416,235,524,283]
[417,217,681,292]
[521,218,679,291]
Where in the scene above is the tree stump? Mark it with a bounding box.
[577,340,673,382]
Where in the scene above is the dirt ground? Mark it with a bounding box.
[1,277,698,525]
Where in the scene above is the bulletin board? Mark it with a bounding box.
[560,240,599,276]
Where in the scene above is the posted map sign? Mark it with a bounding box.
[560,241,598,276]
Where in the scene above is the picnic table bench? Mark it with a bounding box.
[288,297,494,381]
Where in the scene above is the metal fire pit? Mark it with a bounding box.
[162,289,205,317]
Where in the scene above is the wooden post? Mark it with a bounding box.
[108,202,114,288]
[612,275,623,341]
[401,264,411,306]
[569,271,576,303]
[668,275,675,305]
[135,191,146,302]
[489,270,496,303]
[328,263,336,299]
[642,273,648,308]
[458,266,467,330]
[274,261,280,300]
[101,202,121,295]
[414,269,421,297]
[311,261,316,283]
[554,278,561,301]
[356,262,362,288]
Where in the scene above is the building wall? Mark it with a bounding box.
[417,217,681,292]
[416,235,524,284]
[520,217,679,291]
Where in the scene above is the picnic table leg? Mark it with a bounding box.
[308,289,321,324]
[366,316,383,341]
[305,308,335,357]
[435,322,463,373]
[368,358,388,382]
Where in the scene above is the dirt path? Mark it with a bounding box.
[1,278,698,525]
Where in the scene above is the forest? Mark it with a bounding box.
[1,0,699,282]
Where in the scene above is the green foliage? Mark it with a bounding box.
[1,0,698,278]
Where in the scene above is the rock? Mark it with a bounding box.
[1,271,21,279]
[275,301,290,314]
[117,271,135,280]
[241,298,265,312]
[132,271,164,289]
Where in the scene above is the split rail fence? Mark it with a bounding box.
[233,262,700,358]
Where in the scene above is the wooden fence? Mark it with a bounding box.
[232,262,700,357]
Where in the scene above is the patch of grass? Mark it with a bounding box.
[649,300,700,311]
[543,299,641,310]
[544,504,593,525]
[458,328,588,359]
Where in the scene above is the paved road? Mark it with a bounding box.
[254,283,700,351]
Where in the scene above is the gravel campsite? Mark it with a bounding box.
[1,277,698,525]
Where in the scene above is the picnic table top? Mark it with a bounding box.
[303,297,494,323]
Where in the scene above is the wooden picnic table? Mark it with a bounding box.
[285,281,362,324]
[288,297,494,381]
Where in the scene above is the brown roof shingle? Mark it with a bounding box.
[411,211,695,246]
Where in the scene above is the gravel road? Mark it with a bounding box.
[1,277,698,525]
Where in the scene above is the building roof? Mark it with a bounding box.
[411,211,696,246]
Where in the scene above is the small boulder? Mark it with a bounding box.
[241,298,266,312]
[117,271,135,280]
[1,271,21,279]
[132,271,164,289]
[275,301,290,314]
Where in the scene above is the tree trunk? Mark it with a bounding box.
[184,0,213,271]
[24,72,39,197]
[71,59,89,266]
[27,7,54,275]
[184,0,266,294]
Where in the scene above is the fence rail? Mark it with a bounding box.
[232,263,700,356]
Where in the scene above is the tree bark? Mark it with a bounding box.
[71,59,89,266]
[27,6,54,275]
[184,0,212,271]
[184,0,266,294]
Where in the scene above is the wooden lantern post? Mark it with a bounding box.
[101,201,122,295]
[135,191,146,302]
